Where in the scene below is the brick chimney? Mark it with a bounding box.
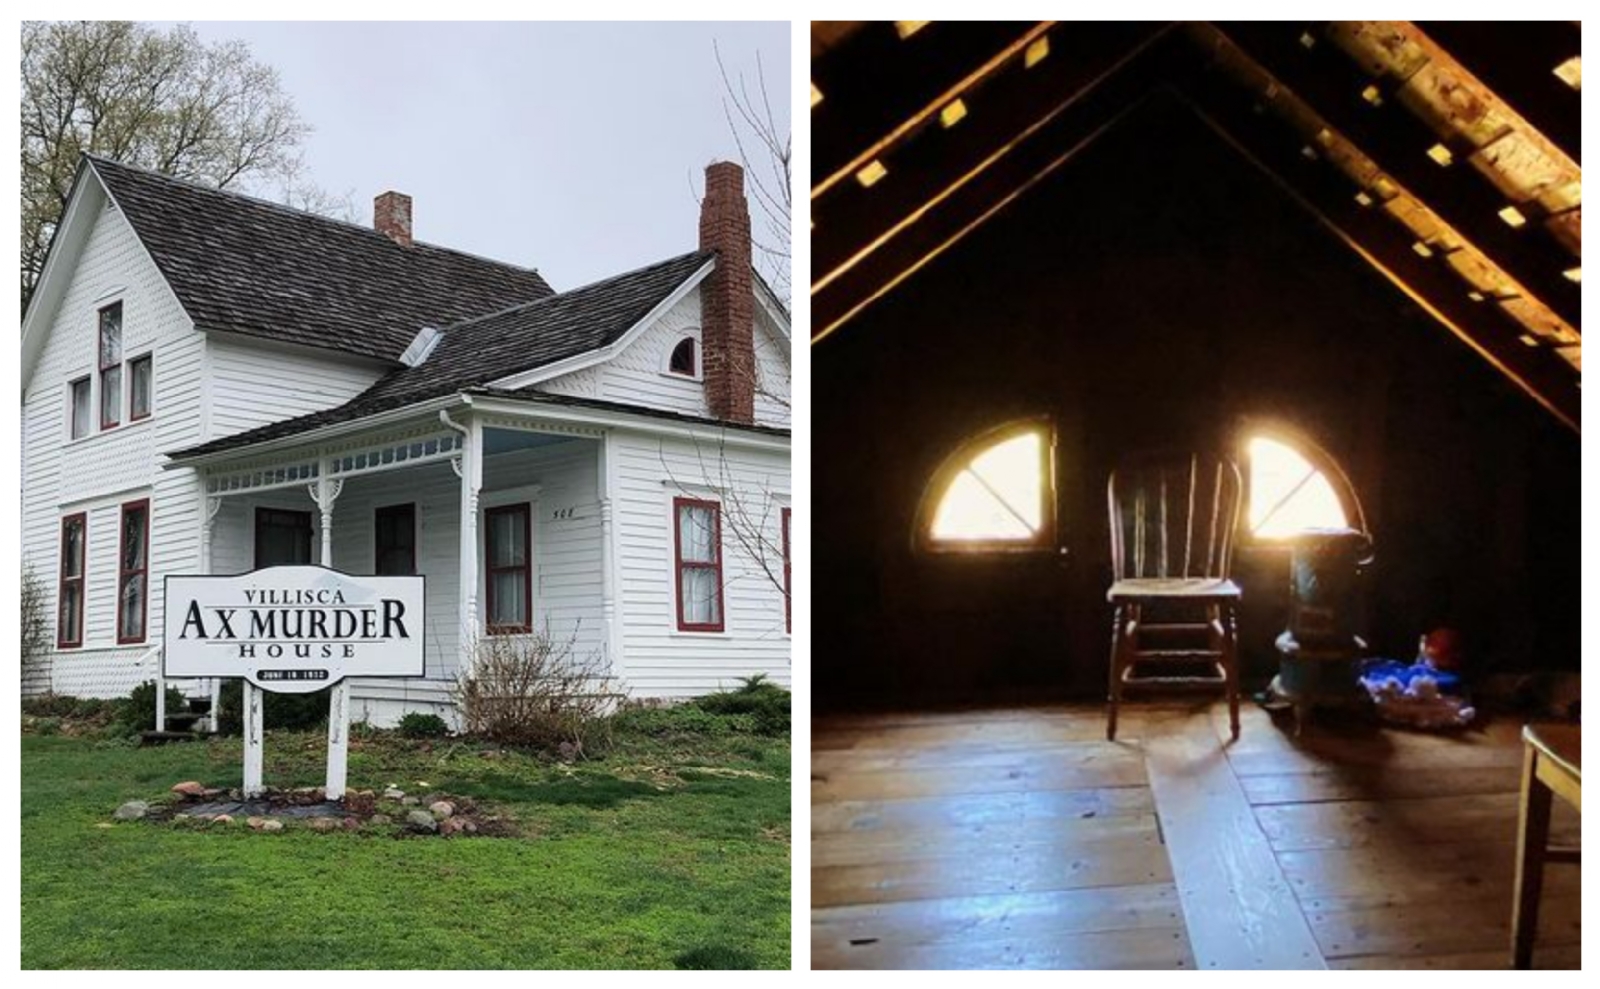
[374,191,413,247]
[698,161,755,424]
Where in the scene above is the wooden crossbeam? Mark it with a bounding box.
[1211,22,1581,335]
[814,22,1171,291]
[1415,21,1581,166]
[1174,60,1580,432]
[812,22,1045,192]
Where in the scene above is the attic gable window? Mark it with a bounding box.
[1244,433,1362,539]
[98,302,122,429]
[919,420,1055,552]
[668,336,699,378]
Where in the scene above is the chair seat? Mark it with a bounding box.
[1107,577,1243,603]
[1524,723,1581,782]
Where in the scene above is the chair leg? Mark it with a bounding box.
[1512,746,1553,969]
[1106,605,1126,741]
[1223,603,1241,741]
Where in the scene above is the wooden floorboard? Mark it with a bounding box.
[1143,709,1327,969]
[810,701,1581,970]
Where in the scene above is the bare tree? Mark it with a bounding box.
[713,40,791,299]
[21,21,335,311]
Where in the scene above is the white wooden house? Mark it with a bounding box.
[20,155,791,725]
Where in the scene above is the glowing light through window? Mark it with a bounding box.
[1247,436,1349,538]
[930,432,1044,542]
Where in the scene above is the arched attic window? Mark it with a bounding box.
[666,335,699,378]
[1243,430,1367,540]
[918,420,1055,552]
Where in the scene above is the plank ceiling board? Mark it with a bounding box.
[812,22,1054,194]
[1414,21,1582,165]
[1208,22,1581,336]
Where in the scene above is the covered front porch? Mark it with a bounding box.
[181,404,619,726]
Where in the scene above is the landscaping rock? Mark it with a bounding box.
[308,817,340,832]
[113,800,149,821]
[439,817,467,836]
[463,821,478,834]
[429,800,455,820]
[202,788,226,799]
[369,814,392,826]
[246,816,267,830]
[401,796,420,806]
[171,780,206,797]
[173,813,191,822]
[213,814,234,825]
[383,787,405,800]
[342,817,362,830]
[405,810,439,833]
[259,820,284,833]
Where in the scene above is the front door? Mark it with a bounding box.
[254,508,313,568]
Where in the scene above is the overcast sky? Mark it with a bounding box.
[181,21,790,293]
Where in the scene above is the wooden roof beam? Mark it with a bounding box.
[1207,22,1581,335]
[1174,59,1579,432]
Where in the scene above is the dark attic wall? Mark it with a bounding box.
[812,97,1581,713]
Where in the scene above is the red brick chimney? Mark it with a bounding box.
[698,161,755,424]
[374,191,413,247]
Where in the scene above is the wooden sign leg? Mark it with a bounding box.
[242,681,265,797]
[325,682,350,800]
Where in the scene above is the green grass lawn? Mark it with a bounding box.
[21,726,790,969]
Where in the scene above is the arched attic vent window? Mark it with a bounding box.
[918,420,1055,552]
[667,335,699,378]
[1243,431,1366,540]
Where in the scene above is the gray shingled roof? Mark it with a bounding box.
[169,250,715,460]
[88,155,555,362]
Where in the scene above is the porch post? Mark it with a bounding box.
[312,461,350,799]
[599,432,622,684]
[456,418,483,682]
[199,492,223,731]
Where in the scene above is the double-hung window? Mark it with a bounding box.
[57,514,86,648]
[68,378,91,440]
[485,504,531,633]
[674,497,724,632]
[117,500,149,644]
[128,354,153,421]
[99,303,122,429]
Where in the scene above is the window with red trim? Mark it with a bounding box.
[129,353,152,421]
[674,497,724,632]
[485,504,531,633]
[57,514,86,648]
[99,302,122,429]
[68,377,90,440]
[782,507,791,634]
[116,499,149,643]
[375,503,416,576]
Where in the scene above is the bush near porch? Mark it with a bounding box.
[21,717,790,969]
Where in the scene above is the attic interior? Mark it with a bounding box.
[810,22,1581,970]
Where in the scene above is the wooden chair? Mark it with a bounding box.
[1511,722,1581,969]
[1105,452,1244,741]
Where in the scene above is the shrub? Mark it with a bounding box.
[21,565,49,684]
[397,712,450,738]
[611,704,757,738]
[215,681,332,735]
[111,681,189,733]
[692,675,790,736]
[22,693,82,718]
[452,627,619,754]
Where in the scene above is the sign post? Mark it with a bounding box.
[164,566,424,800]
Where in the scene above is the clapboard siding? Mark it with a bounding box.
[611,429,791,696]
[21,195,206,696]
[753,303,791,428]
[207,336,385,440]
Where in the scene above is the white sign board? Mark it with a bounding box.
[164,566,425,693]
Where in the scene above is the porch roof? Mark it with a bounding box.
[168,250,720,461]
